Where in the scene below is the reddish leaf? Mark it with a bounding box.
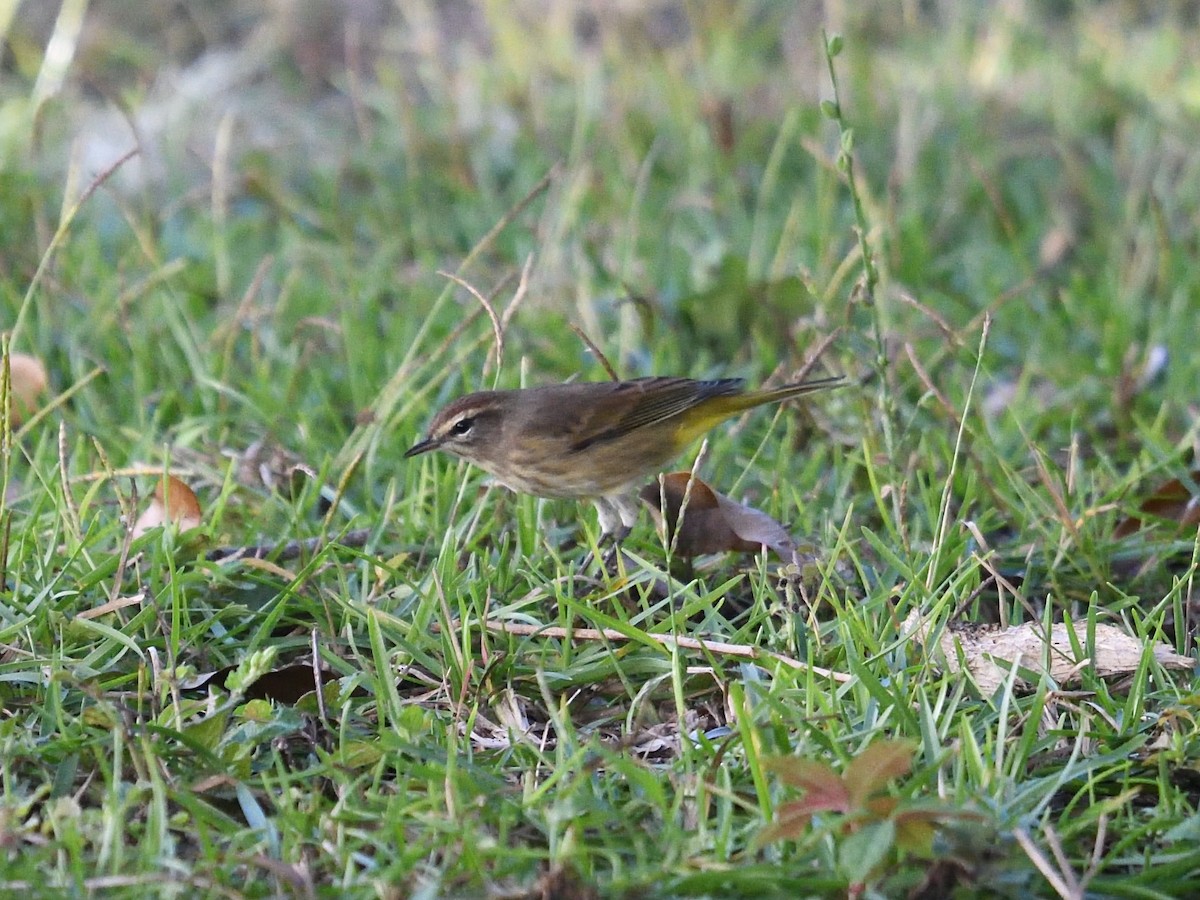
[764,756,843,794]
[843,739,916,810]
[763,756,851,821]
[757,804,815,845]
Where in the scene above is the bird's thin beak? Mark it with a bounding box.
[404,437,440,458]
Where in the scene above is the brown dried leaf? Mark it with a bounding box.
[132,475,203,539]
[903,611,1195,695]
[639,472,794,558]
[1114,469,1200,538]
[7,352,48,424]
[183,662,346,706]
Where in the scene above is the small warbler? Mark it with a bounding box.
[405,375,842,538]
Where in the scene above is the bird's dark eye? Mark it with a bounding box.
[449,417,475,437]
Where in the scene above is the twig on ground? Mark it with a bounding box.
[479,619,852,682]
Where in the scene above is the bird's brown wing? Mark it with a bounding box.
[568,377,744,451]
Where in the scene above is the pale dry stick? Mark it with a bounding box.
[1084,814,1108,890]
[310,628,329,729]
[1066,431,1080,498]
[76,593,145,621]
[481,620,853,683]
[14,365,104,442]
[343,19,372,144]
[1027,432,1082,545]
[904,342,961,431]
[955,525,1041,628]
[13,147,139,347]
[438,271,504,377]
[57,421,82,543]
[499,253,535,335]
[114,259,187,322]
[212,111,236,299]
[667,439,710,561]
[1013,826,1083,900]
[31,0,87,107]
[433,571,467,678]
[91,437,138,607]
[568,323,621,382]
[790,329,843,383]
[895,290,960,347]
[320,448,364,536]
[214,253,275,350]
[927,314,991,592]
[0,875,215,894]
[68,464,201,486]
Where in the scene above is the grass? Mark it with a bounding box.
[2,1,1200,897]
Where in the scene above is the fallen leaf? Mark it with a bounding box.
[133,474,203,539]
[1114,469,1200,538]
[6,351,48,424]
[903,611,1195,695]
[639,472,794,558]
[183,661,359,706]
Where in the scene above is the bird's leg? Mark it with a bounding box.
[599,528,629,574]
[579,498,617,572]
[588,495,641,573]
[593,496,624,540]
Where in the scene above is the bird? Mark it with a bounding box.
[405,374,842,540]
